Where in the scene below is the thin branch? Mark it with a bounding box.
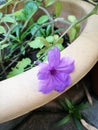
[57,3,98,41]
[87,0,97,5]
[12,0,24,13]
[39,6,54,34]
[0,23,17,45]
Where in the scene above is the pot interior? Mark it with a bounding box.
[48,1,87,33]
[1,1,87,33]
[33,1,87,35]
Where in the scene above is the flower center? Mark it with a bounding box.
[50,69,56,75]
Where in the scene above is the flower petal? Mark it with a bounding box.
[37,63,50,80]
[38,77,55,94]
[54,72,71,92]
[48,47,60,68]
[57,57,75,73]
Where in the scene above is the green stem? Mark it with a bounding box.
[57,3,98,41]
[75,3,98,25]
[39,6,54,35]
[57,24,73,41]
[88,0,97,5]
[12,0,24,13]
[0,0,15,9]
[0,23,17,45]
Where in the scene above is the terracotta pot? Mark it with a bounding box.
[0,0,98,123]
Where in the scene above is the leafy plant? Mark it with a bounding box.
[0,0,67,80]
[0,0,98,81]
[57,98,89,130]
[68,15,80,42]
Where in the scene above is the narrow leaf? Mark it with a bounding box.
[0,44,9,49]
[55,1,62,17]
[46,36,54,43]
[69,28,77,42]
[45,0,56,7]
[57,115,71,126]
[28,37,45,49]
[65,98,73,109]
[68,15,77,23]
[73,117,83,130]
[2,15,15,23]
[37,15,49,25]
[7,58,31,78]
[0,26,6,34]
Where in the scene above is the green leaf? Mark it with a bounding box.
[54,34,59,40]
[7,58,31,78]
[56,44,64,51]
[23,1,38,19]
[55,1,62,17]
[7,67,23,78]
[54,35,64,45]
[37,15,49,25]
[68,15,77,23]
[65,98,73,109]
[59,100,68,111]
[46,25,52,36]
[24,1,38,11]
[20,45,25,55]
[28,37,45,49]
[68,15,80,42]
[0,44,9,49]
[73,117,83,130]
[2,15,15,23]
[45,0,56,7]
[36,46,48,58]
[40,28,46,36]
[46,36,54,43]
[17,58,31,69]
[31,24,41,37]
[14,1,38,21]
[76,102,89,110]
[12,23,22,38]
[0,26,6,34]
[57,115,71,126]
[69,28,77,42]
[54,27,65,34]
[14,10,26,21]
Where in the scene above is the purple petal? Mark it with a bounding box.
[57,57,74,73]
[37,63,50,80]
[48,47,60,68]
[38,77,55,94]
[54,73,71,92]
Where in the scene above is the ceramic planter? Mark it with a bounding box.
[0,0,98,123]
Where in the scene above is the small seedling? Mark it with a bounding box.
[57,98,89,130]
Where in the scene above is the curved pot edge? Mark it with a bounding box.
[0,0,98,123]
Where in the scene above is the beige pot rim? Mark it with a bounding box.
[0,0,98,123]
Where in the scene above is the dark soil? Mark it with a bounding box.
[0,33,70,81]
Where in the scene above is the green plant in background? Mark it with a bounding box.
[57,98,89,130]
[0,0,98,80]
[0,0,65,79]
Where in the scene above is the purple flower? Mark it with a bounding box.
[37,47,75,94]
